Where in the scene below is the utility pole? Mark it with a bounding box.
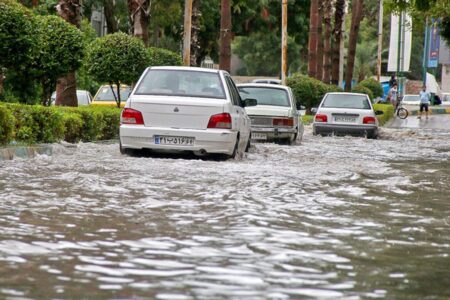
[219,0,232,72]
[422,17,429,86]
[183,0,193,66]
[281,0,288,85]
[376,0,383,82]
[396,11,405,98]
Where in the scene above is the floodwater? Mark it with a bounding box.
[0,127,449,299]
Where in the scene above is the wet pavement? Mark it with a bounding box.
[389,113,450,130]
[0,126,449,299]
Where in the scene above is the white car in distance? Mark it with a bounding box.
[119,66,256,159]
[313,92,382,139]
[401,94,420,106]
[237,83,304,144]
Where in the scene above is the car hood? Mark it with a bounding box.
[245,105,292,117]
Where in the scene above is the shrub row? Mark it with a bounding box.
[0,103,121,145]
[286,74,343,111]
[373,103,394,126]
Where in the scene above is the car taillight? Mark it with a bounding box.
[363,116,376,124]
[121,108,144,125]
[207,113,232,129]
[273,117,294,127]
[315,114,328,122]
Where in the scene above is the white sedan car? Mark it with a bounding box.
[237,83,304,144]
[313,92,382,139]
[119,66,255,158]
[401,94,420,106]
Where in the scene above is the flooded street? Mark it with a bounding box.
[0,127,449,299]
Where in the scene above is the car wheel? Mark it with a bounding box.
[228,134,240,159]
[120,141,132,155]
[366,131,378,139]
[245,137,251,152]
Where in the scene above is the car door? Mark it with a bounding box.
[224,75,250,141]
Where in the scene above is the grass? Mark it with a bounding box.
[373,103,394,126]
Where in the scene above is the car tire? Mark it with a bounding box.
[229,134,240,159]
[245,136,251,152]
[120,141,132,155]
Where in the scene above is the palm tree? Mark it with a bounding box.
[128,0,151,46]
[345,0,364,91]
[55,0,82,107]
[331,0,345,85]
[354,41,377,82]
[220,0,232,72]
[316,1,324,80]
[308,0,319,78]
[190,0,201,66]
[322,0,332,83]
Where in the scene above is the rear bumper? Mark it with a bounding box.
[251,126,297,140]
[313,123,378,136]
[120,125,237,155]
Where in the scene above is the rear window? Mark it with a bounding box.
[321,94,371,109]
[95,86,131,101]
[238,87,290,107]
[403,95,420,102]
[134,69,226,99]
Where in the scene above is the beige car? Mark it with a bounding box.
[92,85,131,107]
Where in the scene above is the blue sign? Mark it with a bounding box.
[428,19,440,68]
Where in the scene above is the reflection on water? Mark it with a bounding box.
[0,127,449,299]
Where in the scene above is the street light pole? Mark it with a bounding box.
[183,0,193,66]
[376,0,383,82]
[281,0,288,85]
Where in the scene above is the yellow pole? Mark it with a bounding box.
[183,0,193,66]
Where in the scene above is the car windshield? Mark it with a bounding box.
[321,94,371,109]
[134,70,226,99]
[403,95,420,102]
[76,91,90,105]
[95,86,131,101]
[238,87,290,107]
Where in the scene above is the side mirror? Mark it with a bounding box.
[375,110,384,115]
[243,98,257,107]
[311,107,318,115]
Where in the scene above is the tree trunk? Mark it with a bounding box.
[308,0,319,78]
[316,2,324,81]
[219,0,232,72]
[190,0,201,67]
[55,0,82,107]
[331,0,345,85]
[103,0,118,33]
[323,0,332,83]
[345,0,364,92]
[128,0,151,47]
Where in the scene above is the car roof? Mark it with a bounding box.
[236,83,289,90]
[326,92,367,96]
[149,66,221,74]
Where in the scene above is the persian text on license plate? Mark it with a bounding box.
[154,136,195,146]
[252,133,267,140]
[334,116,356,122]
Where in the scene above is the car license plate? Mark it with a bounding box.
[252,133,267,140]
[154,136,195,146]
[334,116,356,122]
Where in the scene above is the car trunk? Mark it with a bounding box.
[245,105,292,126]
[319,108,362,125]
[130,95,226,130]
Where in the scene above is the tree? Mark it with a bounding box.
[33,15,84,105]
[219,0,232,72]
[331,0,345,85]
[55,0,82,107]
[148,47,182,66]
[316,1,324,80]
[128,0,151,46]
[322,0,332,83]
[308,0,319,78]
[345,0,364,92]
[86,32,148,107]
[190,0,201,66]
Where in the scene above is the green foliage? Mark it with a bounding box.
[33,15,85,104]
[6,104,65,144]
[286,74,342,110]
[359,78,384,98]
[86,32,148,106]
[0,0,36,69]
[352,85,374,100]
[0,105,15,144]
[373,103,395,125]
[147,47,182,67]
[0,103,121,145]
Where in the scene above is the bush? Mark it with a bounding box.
[86,32,148,107]
[359,78,383,98]
[62,112,83,143]
[373,103,394,126]
[148,47,182,66]
[0,105,15,144]
[352,84,374,100]
[286,73,342,111]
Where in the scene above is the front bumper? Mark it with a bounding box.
[313,123,378,136]
[251,126,297,140]
[120,125,237,155]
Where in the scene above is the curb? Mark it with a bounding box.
[409,108,450,116]
[0,145,53,161]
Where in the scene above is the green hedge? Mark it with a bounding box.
[0,103,121,145]
[373,103,394,126]
[359,78,383,98]
[286,73,342,112]
[352,84,374,101]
